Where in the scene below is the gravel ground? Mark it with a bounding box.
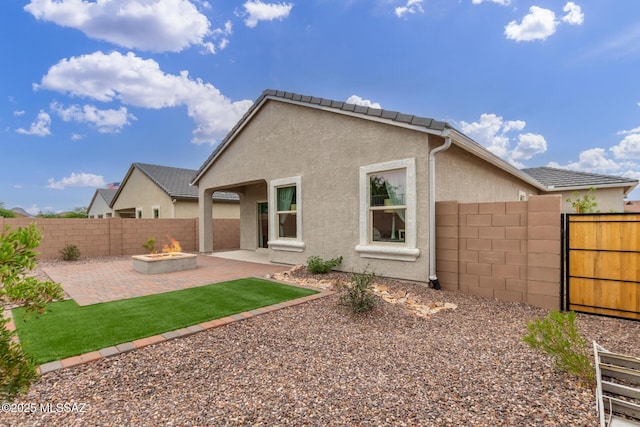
[2,258,639,426]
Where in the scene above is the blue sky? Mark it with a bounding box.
[1,0,640,214]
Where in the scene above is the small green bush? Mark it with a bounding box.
[59,244,80,261]
[338,268,378,314]
[0,315,38,401]
[142,238,156,254]
[522,310,594,385]
[0,223,64,401]
[306,256,343,274]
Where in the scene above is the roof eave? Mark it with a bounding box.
[544,181,639,195]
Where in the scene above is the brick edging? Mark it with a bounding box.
[7,286,333,375]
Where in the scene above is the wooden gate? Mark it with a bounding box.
[562,213,640,320]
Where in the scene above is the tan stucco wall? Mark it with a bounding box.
[112,168,173,218]
[555,187,625,213]
[88,195,113,218]
[238,184,267,250]
[435,145,540,202]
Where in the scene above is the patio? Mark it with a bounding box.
[42,251,290,306]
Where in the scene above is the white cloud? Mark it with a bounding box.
[346,95,382,109]
[472,0,511,5]
[13,110,25,116]
[511,133,548,164]
[562,2,584,25]
[243,1,293,28]
[24,0,211,53]
[35,51,253,145]
[611,133,640,160]
[51,102,136,133]
[459,113,547,167]
[395,0,424,18]
[505,3,584,42]
[548,148,622,172]
[71,133,84,140]
[15,111,52,136]
[505,6,558,42]
[47,172,106,190]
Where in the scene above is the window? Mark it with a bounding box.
[136,208,143,219]
[518,190,527,201]
[356,158,420,261]
[269,176,305,252]
[369,169,406,243]
[276,186,297,238]
[152,206,160,219]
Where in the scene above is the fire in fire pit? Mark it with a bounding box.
[132,236,196,274]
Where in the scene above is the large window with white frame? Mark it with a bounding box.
[269,176,305,252]
[356,158,420,261]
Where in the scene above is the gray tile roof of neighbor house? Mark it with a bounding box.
[97,188,117,205]
[192,89,454,185]
[134,163,238,201]
[521,166,638,190]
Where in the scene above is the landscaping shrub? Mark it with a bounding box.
[522,310,594,385]
[142,238,157,254]
[59,244,80,261]
[337,267,378,314]
[0,224,64,401]
[306,256,343,274]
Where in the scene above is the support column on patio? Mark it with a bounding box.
[199,188,214,254]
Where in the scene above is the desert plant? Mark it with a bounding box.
[59,244,81,261]
[142,238,157,254]
[566,187,599,213]
[306,256,343,274]
[522,310,594,385]
[337,267,378,314]
[0,223,64,400]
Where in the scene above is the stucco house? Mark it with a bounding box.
[521,167,638,213]
[190,90,637,284]
[111,163,239,219]
[88,188,117,218]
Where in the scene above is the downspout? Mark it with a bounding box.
[428,130,452,290]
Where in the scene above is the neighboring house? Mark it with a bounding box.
[521,167,638,213]
[88,188,117,218]
[111,163,239,219]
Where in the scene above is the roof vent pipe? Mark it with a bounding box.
[428,131,452,290]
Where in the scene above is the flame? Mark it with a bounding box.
[161,237,182,253]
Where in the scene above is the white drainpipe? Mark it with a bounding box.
[428,131,452,290]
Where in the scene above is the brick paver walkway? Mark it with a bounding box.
[43,255,290,306]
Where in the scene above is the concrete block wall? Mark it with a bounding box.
[0,218,240,259]
[435,195,562,310]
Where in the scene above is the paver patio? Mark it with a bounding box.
[43,253,290,306]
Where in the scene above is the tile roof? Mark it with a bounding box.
[193,89,452,184]
[521,166,638,189]
[96,188,117,205]
[134,163,238,201]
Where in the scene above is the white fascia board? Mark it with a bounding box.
[544,181,639,195]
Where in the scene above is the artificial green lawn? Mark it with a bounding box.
[13,278,318,365]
